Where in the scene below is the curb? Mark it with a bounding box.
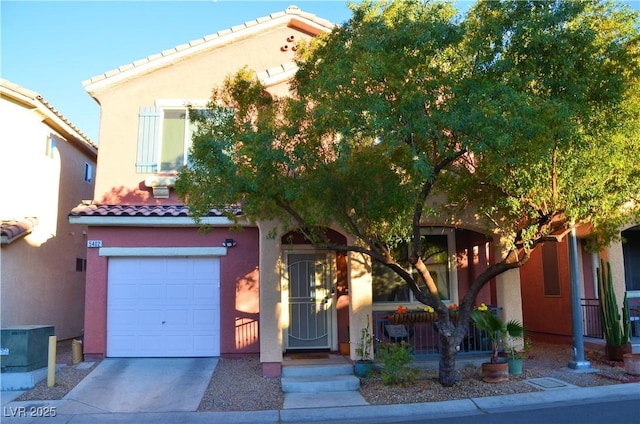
[2,383,639,423]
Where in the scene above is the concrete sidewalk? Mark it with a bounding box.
[2,381,639,423]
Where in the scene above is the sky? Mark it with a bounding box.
[1,0,638,145]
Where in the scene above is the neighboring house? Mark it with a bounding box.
[1,79,98,340]
[70,6,623,378]
[520,224,640,350]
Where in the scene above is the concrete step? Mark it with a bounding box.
[281,374,360,393]
[281,363,354,378]
[283,391,369,409]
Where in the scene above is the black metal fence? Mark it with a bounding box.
[581,298,603,338]
[371,308,497,357]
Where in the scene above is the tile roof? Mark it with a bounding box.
[1,217,39,245]
[69,204,242,218]
[83,5,336,93]
[0,79,97,150]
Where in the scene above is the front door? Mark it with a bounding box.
[286,253,335,350]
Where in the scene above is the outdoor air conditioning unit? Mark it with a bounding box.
[0,325,54,373]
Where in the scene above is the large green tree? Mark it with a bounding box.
[177,0,640,386]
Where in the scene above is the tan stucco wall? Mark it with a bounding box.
[347,246,373,361]
[257,220,284,373]
[91,24,317,204]
[0,95,95,340]
[606,231,630,305]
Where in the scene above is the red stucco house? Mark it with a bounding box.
[69,6,637,377]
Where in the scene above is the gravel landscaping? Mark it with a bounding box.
[13,340,638,412]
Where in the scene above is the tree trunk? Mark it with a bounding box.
[437,328,461,387]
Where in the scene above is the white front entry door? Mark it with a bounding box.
[107,257,220,357]
[286,253,335,350]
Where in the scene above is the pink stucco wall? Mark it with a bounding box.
[83,226,259,359]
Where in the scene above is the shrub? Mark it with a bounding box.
[377,341,418,386]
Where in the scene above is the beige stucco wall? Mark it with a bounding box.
[0,94,95,340]
[257,220,284,369]
[347,244,373,361]
[90,24,317,204]
[606,223,636,302]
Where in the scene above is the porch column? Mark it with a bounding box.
[494,243,524,343]
[347,246,373,360]
[606,235,627,304]
[257,220,283,377]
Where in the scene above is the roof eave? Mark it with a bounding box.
[83,8,335,96]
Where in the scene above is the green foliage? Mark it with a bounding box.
[597,260,631,346]
[377,341,418,386]
[176,0,640,385]
[355,315,373,361]
[471,308,524,363]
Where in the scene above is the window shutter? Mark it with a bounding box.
[136,106,161,173]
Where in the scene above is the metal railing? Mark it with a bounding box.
[371,307,497,357]
[581,298,603,339]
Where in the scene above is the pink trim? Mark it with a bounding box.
[261,362,281,378]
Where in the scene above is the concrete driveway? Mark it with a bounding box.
[57,358,218,414]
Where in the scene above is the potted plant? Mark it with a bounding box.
[505,337,531,375]
[471,303,524,382]
[354,315,374,377]
[597,260,631,361]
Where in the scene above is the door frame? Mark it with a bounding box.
[281,248,338,351]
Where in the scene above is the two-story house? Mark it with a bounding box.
[68,6,634,378]
[1,79,97,340]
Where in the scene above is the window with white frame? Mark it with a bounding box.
[136,100,209,173]
[372,228,456,306]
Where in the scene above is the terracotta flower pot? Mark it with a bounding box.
[481,361,509,383]
[606,343,632,361]
[623,353,640,376]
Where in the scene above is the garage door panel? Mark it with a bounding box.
[193,285,216,300]
[166,284,190,302]
[194,309,217,325]
[138,309,164,325]
[110,309,138,325]
[165,310,190,325]
[107,257,220,357]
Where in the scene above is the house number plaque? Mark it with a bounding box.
[87,240,102,248]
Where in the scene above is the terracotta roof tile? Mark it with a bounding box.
[1,217,38,244]
[69,204,242,218]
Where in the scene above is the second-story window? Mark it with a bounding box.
[136,100,207,174]
[160,108,192,172]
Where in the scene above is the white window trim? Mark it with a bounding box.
[154,99,209,173]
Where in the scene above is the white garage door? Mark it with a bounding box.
[107,257,220,357]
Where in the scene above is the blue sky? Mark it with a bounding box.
[1,1,637,144]
[1,1,359,143]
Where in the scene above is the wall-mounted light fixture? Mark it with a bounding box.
[222,238,237,248]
